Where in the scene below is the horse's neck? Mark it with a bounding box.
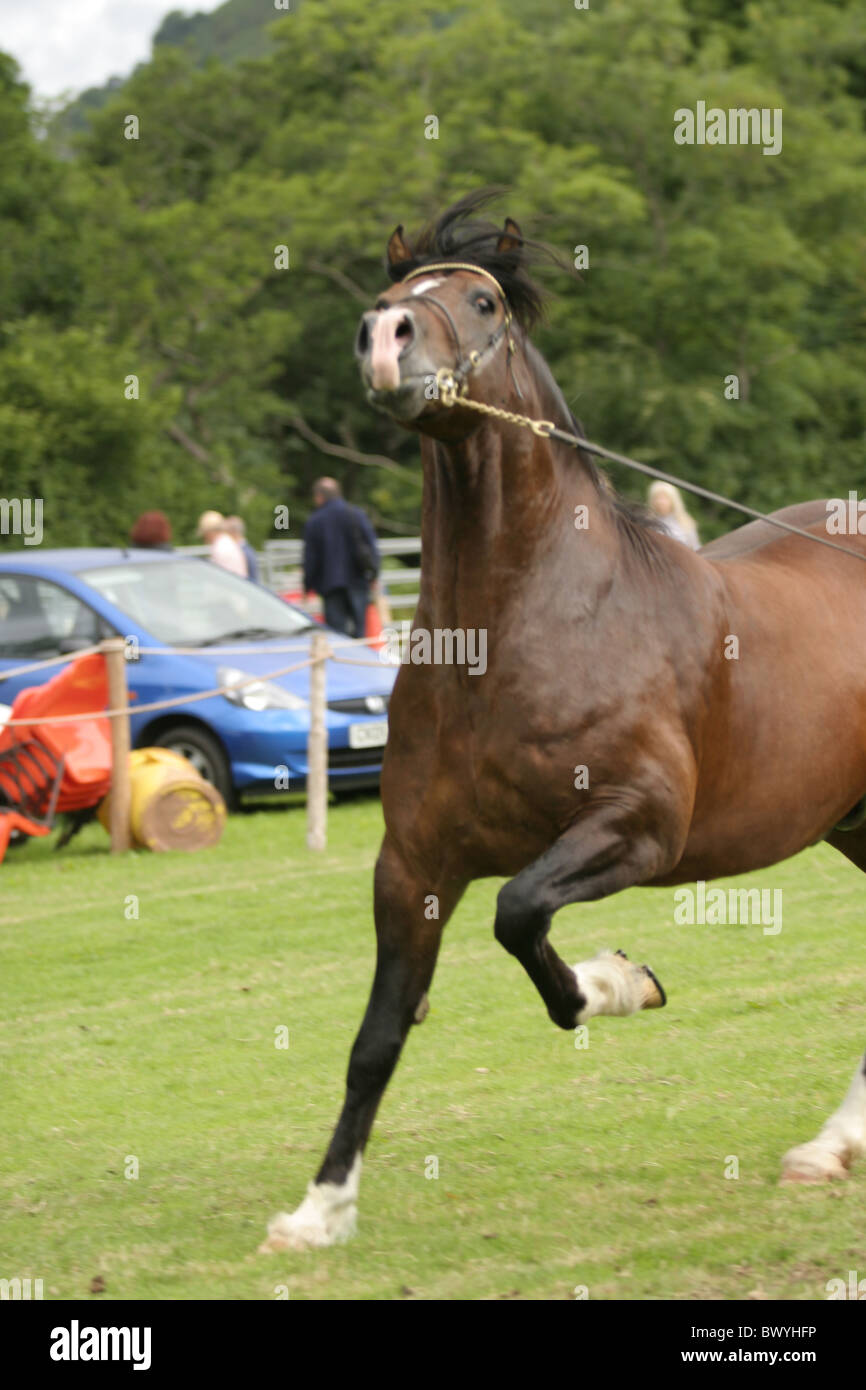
[418,352,615,622]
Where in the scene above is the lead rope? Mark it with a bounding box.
[434,368,866,566]
[394,260,863,564]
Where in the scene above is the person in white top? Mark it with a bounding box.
[196,510,249,578]
[647,482,701,550]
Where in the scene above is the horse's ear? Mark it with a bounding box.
[386,224,413,271]
[496,217,523,254]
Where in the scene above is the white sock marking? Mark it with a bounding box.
[573,950,657,1022]
[782,1054,866,1181]
[260,1153,362,1252]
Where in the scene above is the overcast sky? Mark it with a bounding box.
[0,0,226,101]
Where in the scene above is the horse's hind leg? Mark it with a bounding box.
[260,838,464,1251]
[493,814,670,1030]
[780,827,866,1182]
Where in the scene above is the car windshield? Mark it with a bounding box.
[77,558,313,647]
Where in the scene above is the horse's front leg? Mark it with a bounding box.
[493,811,673,1029]
[260,838,464,1252]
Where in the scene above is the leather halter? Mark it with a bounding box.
[393,261,522,399]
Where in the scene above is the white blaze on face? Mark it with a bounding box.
[408,278,443,297]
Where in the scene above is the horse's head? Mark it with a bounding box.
[355,193,544,435]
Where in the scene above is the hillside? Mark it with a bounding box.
[48,0,278,150]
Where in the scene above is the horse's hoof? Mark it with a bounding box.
[572,950,667,1021]
[779,1144,849,1184]
[259,1203,358,1253]
[258,1219,297,1254]
[259,1162,362,1253]
[640,964,666,1010]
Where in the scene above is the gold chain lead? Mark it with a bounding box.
[434,368,555,437]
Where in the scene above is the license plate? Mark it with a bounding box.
[348,720,388,750]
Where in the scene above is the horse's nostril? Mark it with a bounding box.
[356,320,370,356]
[396,315,413,341]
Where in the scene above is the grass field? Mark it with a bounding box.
[1,796,865,1301]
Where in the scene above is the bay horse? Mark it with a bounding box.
[261,192,866,1251]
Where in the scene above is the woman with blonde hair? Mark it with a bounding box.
[647,481,700,550]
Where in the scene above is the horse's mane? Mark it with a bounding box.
[524,341,667,553]
[390,190,667,552]
[386,188,550,332]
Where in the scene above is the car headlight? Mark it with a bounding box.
[218,666,308,712]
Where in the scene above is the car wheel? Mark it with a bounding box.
[150,723,236,809]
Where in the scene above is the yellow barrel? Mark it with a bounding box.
[98,747,226,851]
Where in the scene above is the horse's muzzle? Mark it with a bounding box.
[356,306,417,393]
[364,376,430,421]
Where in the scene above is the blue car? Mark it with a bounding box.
[0,549,396,806]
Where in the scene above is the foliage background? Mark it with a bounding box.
[1,0,865,548]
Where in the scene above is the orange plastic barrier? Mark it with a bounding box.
[5,654,112,810]
[0,808,52,862]
[0,655,113,861]
[364,597,385,649]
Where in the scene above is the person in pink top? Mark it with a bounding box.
[196,510,248,578]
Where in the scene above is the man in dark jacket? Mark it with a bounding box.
[302,477,379,636]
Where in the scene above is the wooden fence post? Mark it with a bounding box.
[306,630,328,851]
[102,638,132,853]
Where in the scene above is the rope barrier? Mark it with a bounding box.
[0,631,386,688]
[133,632,380,657]
[0,645,105,684]
[0,653,320,727]
[0,627,392,856]
[331,654,392,668]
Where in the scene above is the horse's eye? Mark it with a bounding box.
[474,294,495,315]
